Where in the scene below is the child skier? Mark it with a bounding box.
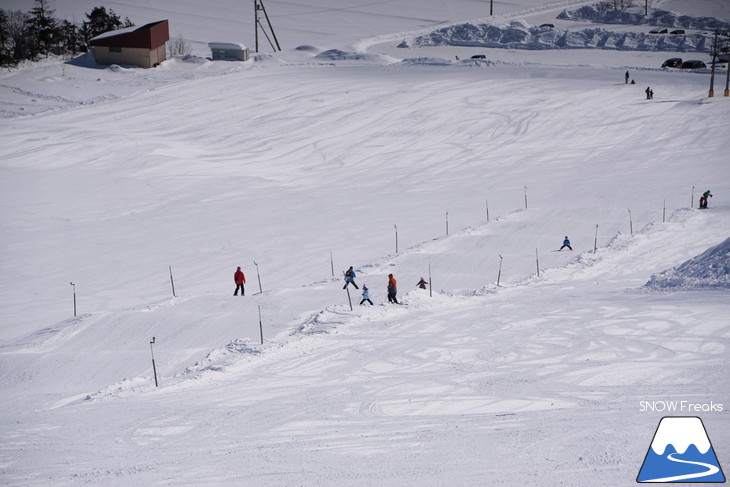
[560,236,573,251]
[360,285,373,305]
[417,277,428,289]
[343,266,359,289]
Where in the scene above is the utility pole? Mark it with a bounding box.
[70,282,76,317]
[254,0,281,53]
[709,30,719,97]
[490,0,494,16]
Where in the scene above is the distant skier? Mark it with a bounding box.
[417,277,428,289]
[700,190,713,209]
[625,71,629,84]
[645,86,654,99]
[234,266,246,296]
[560,236,573,251]
[360,285,374,305]
[343,266,359,290]
[387,274,399,304]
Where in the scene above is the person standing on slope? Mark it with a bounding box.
[417,277,428,289]
[625,71,630,84]
[700,190,713,209]
[560,236,573,251]
[387,274,399,304]
[360,285,374,306]
[234,266,246,296]
[343,266,359,290]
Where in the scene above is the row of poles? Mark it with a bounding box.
[71,186,703,386]
[69,184,700,319]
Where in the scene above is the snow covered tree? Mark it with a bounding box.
[59,19,82,54]
[29,0,60,55]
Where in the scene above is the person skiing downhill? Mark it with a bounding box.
[417,277,428,289]
[343,266,359,289]
[360,285,373,305]
[560,236,573,251]
[387,274,398,304]
[234,266,246,296]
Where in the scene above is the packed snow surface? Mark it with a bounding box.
[0,0,729,485]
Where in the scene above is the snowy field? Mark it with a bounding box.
[1,0,729,485]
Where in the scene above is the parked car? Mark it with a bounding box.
[680,60,707,69]
[670,29,685,35]
[649,28,668,34]
[470,54,486,59]
[662,57,682,68]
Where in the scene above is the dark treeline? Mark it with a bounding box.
[0,0,134,65]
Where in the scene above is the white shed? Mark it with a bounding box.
[208,42,250,61]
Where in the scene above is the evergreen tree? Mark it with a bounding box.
[29,0,60,54]
[59,19,81,54]
[82,6,134,43]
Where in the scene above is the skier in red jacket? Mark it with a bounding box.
[234,266,246,296]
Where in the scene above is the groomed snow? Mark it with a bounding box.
[1,0,729,485]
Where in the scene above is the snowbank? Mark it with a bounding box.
[558,2,730,31]
[645,237,730,290]
[407,20,714,52]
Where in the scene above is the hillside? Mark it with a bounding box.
[1,0,729,485]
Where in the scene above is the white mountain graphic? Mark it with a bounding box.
[651,417,711,455]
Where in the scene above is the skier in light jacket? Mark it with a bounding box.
[360,285,373,305]
[343,266,359,289]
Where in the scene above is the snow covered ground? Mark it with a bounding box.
[1,0,729,485]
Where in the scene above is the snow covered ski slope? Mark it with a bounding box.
[0,0,729,485]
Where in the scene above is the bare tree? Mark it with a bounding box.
[168,36,192,56]
[5,9,33,61]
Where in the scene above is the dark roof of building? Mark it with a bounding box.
[90,20,169,49]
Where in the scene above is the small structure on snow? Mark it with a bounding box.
[90,20,169,68]
[208,42,250,61]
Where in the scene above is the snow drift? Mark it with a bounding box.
[645,237,730,290]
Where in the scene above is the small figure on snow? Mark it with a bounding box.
[630,79,636,85]
[387,274,399,304]
[645,86,654,99]
[343,266,359,289]
[560,236,573,251]
[360,285,374,305]
[625,71,629,84]
[417,277,428,289]
[234,266,246,296]
[700,190,713,209]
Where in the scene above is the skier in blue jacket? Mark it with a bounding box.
[560,236,573,251]
[343,266,359,289]
[360,285,373,305]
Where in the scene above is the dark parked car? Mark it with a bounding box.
[649,28,668,34]
[670,29,685,35]
[680,60,707,69]
[662,57,682,68]
[470,54,486,59]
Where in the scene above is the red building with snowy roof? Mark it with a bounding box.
[90,20,169,68]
